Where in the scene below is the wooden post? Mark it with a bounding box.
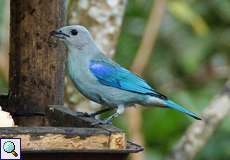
[9,0,65,125]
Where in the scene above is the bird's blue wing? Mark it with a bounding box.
[89,60,167,99]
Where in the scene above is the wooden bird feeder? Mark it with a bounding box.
[0,0,143,159]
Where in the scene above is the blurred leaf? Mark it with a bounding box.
[168,0,209,36]
[178,36,212,73]
[212,0,230,22]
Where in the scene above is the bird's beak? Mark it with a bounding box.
[50,30,70,39]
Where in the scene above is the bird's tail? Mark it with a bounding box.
[164,100,201,120]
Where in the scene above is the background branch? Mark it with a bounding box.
[166,80,230,160]
[126,0,166,160]
[0,0,9,84]
[131,0,166,74]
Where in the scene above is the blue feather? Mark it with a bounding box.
[89,60,166,99]
[165,100,201,120]
[89,60,201,120]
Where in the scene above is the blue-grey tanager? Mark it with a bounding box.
[50,25,201,124]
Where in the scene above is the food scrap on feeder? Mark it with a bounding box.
[0,106,15,127]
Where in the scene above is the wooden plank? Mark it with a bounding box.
[21,141,143,160]
[0,127,112,150]
[46,105,94,127]
[23,152,128,160]
[47,105,123,132]
[0,127,129,150]
[0,105,127,150]
[109,132,126,149]
[46,106,127,149]
[22,141,144,153]
[21,142,143,160]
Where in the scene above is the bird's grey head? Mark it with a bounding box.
[50,25,94,50]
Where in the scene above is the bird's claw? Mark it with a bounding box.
[82,112,96,117]
[91,119,113,126]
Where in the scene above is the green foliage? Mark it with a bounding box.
[0,0,6,41]
[115,0,230,159]
[0,0,8,94]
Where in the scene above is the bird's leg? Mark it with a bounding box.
[92,105,125,125]
[83,107,114,117]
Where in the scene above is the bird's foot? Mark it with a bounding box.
[82,108,113,118]
[91,119,113,126]
[91,105,124,126]
[81,112,97,117]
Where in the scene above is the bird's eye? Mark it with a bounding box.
[70,29,78,36]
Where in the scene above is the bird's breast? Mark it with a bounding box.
[67,53,102,103]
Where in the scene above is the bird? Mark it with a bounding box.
[50,25,201,125]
